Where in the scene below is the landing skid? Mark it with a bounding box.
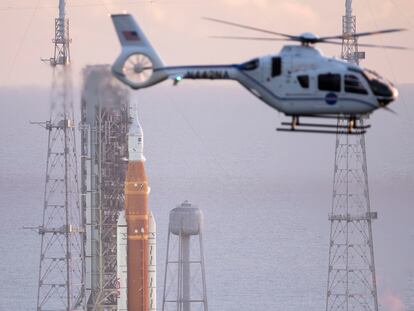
[277,115,370,135]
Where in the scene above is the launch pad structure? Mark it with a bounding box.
[80,65,130,311]
[326,1,379,310]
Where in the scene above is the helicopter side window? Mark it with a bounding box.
[271,57,282,77]
[345,75,368,95]
[318,73,341,92]
[297,75,309,88]
[240,59,260,71]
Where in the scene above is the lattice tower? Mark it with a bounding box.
[80,65,130,311]
[326,1,378,311]
[36,1,85,311]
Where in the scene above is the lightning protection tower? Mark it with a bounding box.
[35,1,85,310]
[326,1,379,311]
[162,201,208,311]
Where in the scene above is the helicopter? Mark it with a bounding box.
[110,14,406,134]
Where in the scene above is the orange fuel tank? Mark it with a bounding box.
[125,159,149,311]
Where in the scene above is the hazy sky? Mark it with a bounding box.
[0,0,413,87]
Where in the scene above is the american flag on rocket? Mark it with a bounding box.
[123,31,140,41]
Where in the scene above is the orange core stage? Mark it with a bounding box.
[125,160,149,311]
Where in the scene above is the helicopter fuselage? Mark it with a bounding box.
[111,14,398,118]
[153,45,397,116]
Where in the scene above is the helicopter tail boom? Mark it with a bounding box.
[159,64,239,84]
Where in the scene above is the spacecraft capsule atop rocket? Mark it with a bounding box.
[128,104,145,162]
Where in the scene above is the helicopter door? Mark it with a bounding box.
[263,56,282,84]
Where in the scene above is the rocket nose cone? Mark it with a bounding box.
[128,117,145,161]
[128,103,145,161]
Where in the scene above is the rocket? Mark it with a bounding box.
[117,106,156,311]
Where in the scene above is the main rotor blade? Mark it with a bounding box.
[320,40,410,50]
[320,28,407,41]
[210,35,290,42]
[382,106,397,114]
[358,43,410,50]
[204,17,298,40]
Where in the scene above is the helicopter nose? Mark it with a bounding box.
[374,82,398,107]
[391,85,399,99]
[384,84,399,106]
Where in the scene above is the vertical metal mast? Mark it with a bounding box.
[341,0,362,64]
[36,0,85,310]
[326,1,379,311]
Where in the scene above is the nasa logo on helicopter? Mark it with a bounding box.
[110,14,408,134]
[326,93,338,106]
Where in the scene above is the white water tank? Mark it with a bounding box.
[169,200,203,236]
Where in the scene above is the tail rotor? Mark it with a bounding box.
[123,53,154,85]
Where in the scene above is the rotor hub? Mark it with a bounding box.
[133,63,145,74]
[299,32,320,44]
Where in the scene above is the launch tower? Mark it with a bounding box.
[326,1,379,310]
[80,65,130,311]
[35,1,85,310]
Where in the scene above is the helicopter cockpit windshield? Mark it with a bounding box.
[361,69,397,104]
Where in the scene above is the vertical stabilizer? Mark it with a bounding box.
[111,14,168,89]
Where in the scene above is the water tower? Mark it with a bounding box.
[162,201,208,311]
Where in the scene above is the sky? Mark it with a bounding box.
[0,0,413,87]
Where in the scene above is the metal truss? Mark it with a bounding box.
[80,66,130,311]
[341,0,364,64]
[35,1,85,311]
[326,2,378,310]
[326,119,379,311]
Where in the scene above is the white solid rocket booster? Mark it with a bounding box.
[117,211,128,311]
